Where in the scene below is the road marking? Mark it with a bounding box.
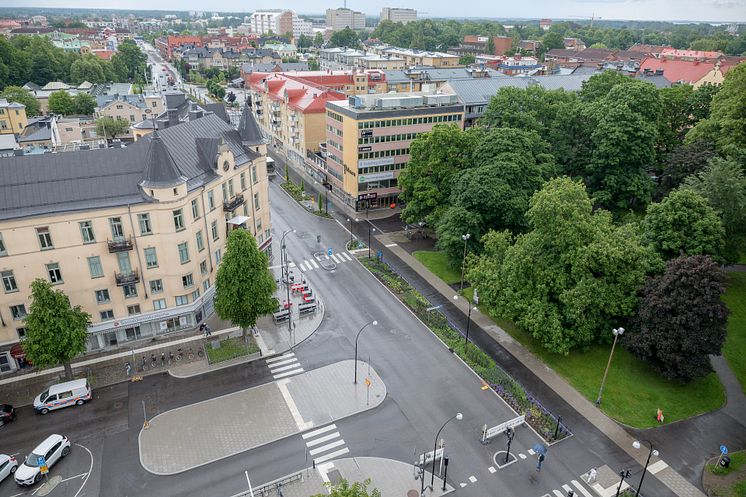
[562,484,572,492]
[73,443,93,497]
[310,259,319,269]
[528,449,535,455]
[273,367,304,379]
[313,447,350,464]
[571,480,594,497]
[266,352,295,363]
[302,424,337,439]
[469,475,477,483]
[305,432,341,447]
[270,363,302,373]
[342,252,353,261]
[553,491,564,497]
[268,358,298,367]
[289,262,296,268]
[309,439,346,456]
[648,460,668,474]
[460,483,467,488]
[299,263,307,271]
[331,253,342,263]
[276,378,312,431]
[61,472,88,483]
[488,466,496,473]
[519,453,527,459]
[385,243,397,247]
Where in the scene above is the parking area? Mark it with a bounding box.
[0,442,93,497]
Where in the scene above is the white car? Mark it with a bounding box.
[0,454,18,482]
[14,435,70,486]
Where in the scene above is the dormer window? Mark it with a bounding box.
[173,188,178,196]
[223,160,230,172]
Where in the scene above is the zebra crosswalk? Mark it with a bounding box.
[297,251,355,272]
[302,423,350,464]
[539,479,594,497]
[266,352,304,379]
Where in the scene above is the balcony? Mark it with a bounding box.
[115,269,140,286]
[107,237,133,253]
[223,194,245,212]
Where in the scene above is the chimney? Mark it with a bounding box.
[13,148,24,156]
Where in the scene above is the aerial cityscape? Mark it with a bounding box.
[0,1,744,496]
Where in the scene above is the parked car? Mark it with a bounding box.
[0,455,18,482]
[0,404,15,426]
[34,379,92,415]
[14,434,71,486]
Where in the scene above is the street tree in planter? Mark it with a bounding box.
[625,255,729,381]
[23,279,91,380]
[313,479,381,497]
[215,229,277,343]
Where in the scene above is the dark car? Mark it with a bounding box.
[0,404,16,427]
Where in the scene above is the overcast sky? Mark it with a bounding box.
[7,0,746,22]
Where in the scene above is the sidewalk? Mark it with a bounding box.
[139,360,386,475]
[374,231,707,497]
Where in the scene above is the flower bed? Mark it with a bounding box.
[362,257,572,443]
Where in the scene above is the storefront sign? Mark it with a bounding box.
[359,171,394,183]
[358,192,378,201]
[358,157,395,168]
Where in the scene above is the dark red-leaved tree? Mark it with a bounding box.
[625,255,729,381]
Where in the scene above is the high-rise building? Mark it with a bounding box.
[250,10,311,38]
[380,8,417,25]
[326,8,366,31]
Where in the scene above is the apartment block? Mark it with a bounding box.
[313,92,464,211]
[0,99,27,135]
[380,8,417,24]
[0,111,271,372]
[326,8,366,31]
[250,10,311,38]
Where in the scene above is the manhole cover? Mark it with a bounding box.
[113,401,124,409]
[407,491,419,497]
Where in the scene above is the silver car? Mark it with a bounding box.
[0,454,18,482]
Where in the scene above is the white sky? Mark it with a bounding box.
[7,0,746,22]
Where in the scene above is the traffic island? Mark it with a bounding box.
[702,450,746,497]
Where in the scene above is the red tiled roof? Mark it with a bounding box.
[247,72,345,113]
[660,48,724,60]
[639,56,718,84]
[628,44,672,54]
[92,50,114,60]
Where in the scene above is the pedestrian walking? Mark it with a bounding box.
[536,453,545,472]
[588,467,597,483]
[125,362,131,377]
[205,325,211,337]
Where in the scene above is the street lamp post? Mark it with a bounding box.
[453,295,476,350]
[632,440,659,497]
[459,233,471,291]
[367,223,376,259]
[347,218,353,248]
[615,469,631,497]
[431,413,463,487]
[596,327,625,405]
[504,426,515,463]
[281,229,295,334]
[354,320,377,384]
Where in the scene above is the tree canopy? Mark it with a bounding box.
[111,39,148,83]
[0,85,40,116]
[48,90,75,115]
[95,116,130,140]
[313,479,381,497]
[328,27,360,48]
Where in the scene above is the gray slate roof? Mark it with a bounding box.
[384,67,504,84]
[96,94,146,110]
[0,114,259,221]
[202,103,230,124]
[139,132,187,189]
[241,62,310,73]
[237,104,264,146]
[446,74,594,105]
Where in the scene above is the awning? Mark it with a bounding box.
[227,215,250,226]
[10,343,25,359]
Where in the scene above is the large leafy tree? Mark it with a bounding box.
[578,70,631,102]
[95,116,130,141]
[655,140,716,200]
[0,85,40,116]
[434,205,483,262]
[215,229,277,343]
[72,92,96,115]
[625,255,728,381]
[683,156,746,264]
[480,86,576,136]
[468,177,660,354]
[48,90,75,115]
[642,188,725,261]
[313,479,381,497]
[23,279,91,380]
[328,27,360,48]
[111,39,147,82]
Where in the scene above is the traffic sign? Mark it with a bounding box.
[39,456,48,474]
[327,247,333,257]
[720,445,728,455]
[364,377,371,387]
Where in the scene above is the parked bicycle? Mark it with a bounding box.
[150,353,157,368]
[174,348,183,362]
[160,352,166,367]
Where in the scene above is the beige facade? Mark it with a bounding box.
[326,8,366,31]
[0,113,271,372]
[56,117,97,144]
[0,100,28,135]
[97,96,165,137]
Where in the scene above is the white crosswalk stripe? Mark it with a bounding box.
[303,423,350,465]
[291,249,354,272]
[342,252,353,261]
[310,259,319,269]
[299,263,308,271]
[542,479,594,497]
[267,354,304,379]
[571,480,594,497]
[331,253,342,263]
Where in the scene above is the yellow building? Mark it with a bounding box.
[317,92,464,211]
[0,99,28,135]
[0,110,272,372]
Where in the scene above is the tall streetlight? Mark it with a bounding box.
[367,223,376,259]
[459,233,471,291]
[596,327,624,405]
[632,440,659,497]
[281,229,295,334]
[347,218,353,248]
[453,295,477,350]
[354,320,377,384]
[431,413,463,487]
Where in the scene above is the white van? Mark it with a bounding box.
[33,379,92,415]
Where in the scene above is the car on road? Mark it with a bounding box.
[0,404,15,426]
[34,379,92,414]
[14,434,71,486]
[0,455,18,482]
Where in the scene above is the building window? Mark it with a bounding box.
[175,295,189,306]
[178,242,190,264]
[36,227,53,250]
[200,260,208,275]
[95,289,110,304]
[265,228,271,240]
[123,284,137,298]
[215,248,222,264]
[252,165,258,184]
[173,209,185,231]
[240,172,246,190]
[207,190,215,210]
[254,193,260,210]
[196,230,205,252]
[100,310,115,321]
[0,232,6,256]
[211,220,219,241]
[182,274,194,288]
[10,304,27,320]
[109,217,125,240]
[150,279,163,294]
[88,256,104,278]
[191,199,200,219]
[203,279,211,291]
[47,263,63,284]
[144,247,158,268]
[138,213,152,235]
[16,327,26,339]
[79,221,95,243]
[2,270,18,293]
[221,182,228,201]
[127,304,141,315]
[191,289,201,300]
[228,179,234,197]
[153,298,167,310]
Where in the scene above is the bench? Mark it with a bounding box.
[273,310,290,323]
[298,302,317,315]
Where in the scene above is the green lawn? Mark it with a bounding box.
[723,273,746,394]
[491,316,725,428]
[707,450,746,497]
[708,450,746,476]
[413,250,462,285]
[205,336,259,364]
